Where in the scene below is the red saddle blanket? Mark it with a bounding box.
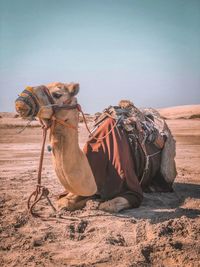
[83,117,143,207]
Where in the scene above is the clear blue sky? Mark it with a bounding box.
[0,0,200,113]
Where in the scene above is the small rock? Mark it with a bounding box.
[106,233,126,246]
[170,241,183,250]
[14,214,28,228]
[65,220,88,240]
[141,245,153,264]
[33,239,43,247]
[77,220,88,233]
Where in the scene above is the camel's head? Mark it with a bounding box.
[15,82,80,121]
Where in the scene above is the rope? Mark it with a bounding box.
[27,104,78,216]
[27,126,57,216]
[78,104,161,186]
[52,117,77,130]
[139,149,161,185]
[16,119,33,134]
[77,105,119,141]
[27,104,119,216]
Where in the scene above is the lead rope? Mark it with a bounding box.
[77,105,119,141]
[16,118,33,134]
[27,124,56,216]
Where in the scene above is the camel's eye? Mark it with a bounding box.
[52,92,62,99]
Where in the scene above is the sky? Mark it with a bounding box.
[0,0,200,113]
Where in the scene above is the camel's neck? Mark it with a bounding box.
[57,118,79,162]
[50,111,97,196]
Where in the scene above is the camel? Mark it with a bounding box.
[15,82,176,213]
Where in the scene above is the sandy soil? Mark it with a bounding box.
[0,113,200,266]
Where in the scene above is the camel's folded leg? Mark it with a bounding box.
[99,197,131,213]
[57,192,89,211]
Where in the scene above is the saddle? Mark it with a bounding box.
[92,100,177,184]
[94,100,166,150]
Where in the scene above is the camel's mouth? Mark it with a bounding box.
[15,87,40,118]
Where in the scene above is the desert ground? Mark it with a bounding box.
[0,105,200,267]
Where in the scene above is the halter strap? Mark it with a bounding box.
[50,116,77,137]
[51,117,77,130]
[54,103,79,111]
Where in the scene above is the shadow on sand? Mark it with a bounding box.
[122,182,200,223]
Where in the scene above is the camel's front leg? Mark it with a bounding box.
[57,192,89,211]
[99,197,131,213]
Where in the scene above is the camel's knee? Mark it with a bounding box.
[99,197,130,213]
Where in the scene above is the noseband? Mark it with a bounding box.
[15,87,40,117]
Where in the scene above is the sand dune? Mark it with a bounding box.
[158,104,200,119]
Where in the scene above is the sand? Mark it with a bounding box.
[0,107,200,267]
[158,104,200,120]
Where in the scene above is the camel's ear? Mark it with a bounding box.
[66,83,79,96]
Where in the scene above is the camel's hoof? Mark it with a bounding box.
[99,197,130,213]
[56,197,75,211]
[99,201,118,213]
[56,195,89,211]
